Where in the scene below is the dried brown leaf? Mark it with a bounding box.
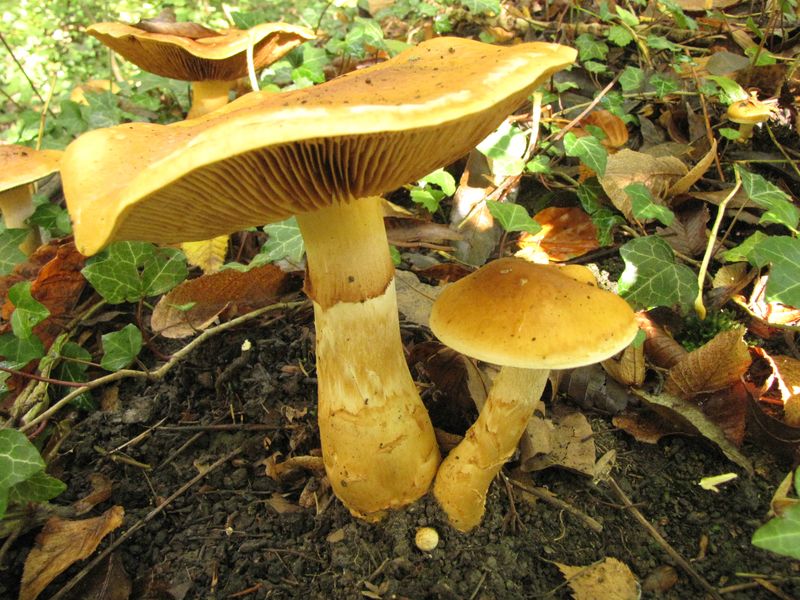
[20,505,125,600]
[612,410,680,444]
[767,355,800,427]
[556,557,639,600]
[665,327,751,398]
[395,269,443,328]
[180,235,229,274]
[637,312,688,369]
[516,206,600,262]
[73,552,131,600]
[602,343,645,387]
[72,473,114,516]
[150,264,292,338]
[523,411,595,476]
[385,217,461,247]
[656,204,709,257]
[582,110,629,149]
[668,138,717,196]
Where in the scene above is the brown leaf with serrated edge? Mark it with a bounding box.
[665,327,751,399]
[523,410,595,476]
[20,505,124,600]
[150,264,294,338]
[656,204,709,257]
[556,557,639,600]
[517,207,600,263]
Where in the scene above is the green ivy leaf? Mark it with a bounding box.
[100,324,143,372]
[486,201,541,234]
[583,61,610,75]
[477,121,528,177]
[0,429,46,519]
[575,34,609,62]
[8,470,66,506]
[626,183,675,226]
[738,168,799,232]
[55,342,94,410]
[420,168,456,196]
[343,17,387,59]
[618,236,698,310]
[723,231,767,263]
[261,217,305,263]
[705,76,748,103]
[564,132,608,176]
[459,0,500,14]
[619,66,646,92]
[659,0,697,30]
[592,208,625,247]
[0,229,28,275]
[8,282,49,339]
[525,155,552,174]
[607,25,634,47]
[646,35,682,52]
[649,74,679,98]
[29,202,72,236]
[752,502,800,560]
[0,333,44,369]
[615,6,639,26]
[82,242,188,304]
[748,236,800,307]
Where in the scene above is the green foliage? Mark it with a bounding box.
[82,241,188,304]
[747,236,800,307]
[678,309,741,351]
[564,132,608,176]
[410,169,457,213]
[477,121,528,177]
[54,341,94,410]
[485,201,540,234]
[0,429,65,519]
[0,230,28,275]
[738,168,799,233]
[625,183,674,226]
[752,469,800,560]
[260,217,305,264]
[100,323,143,371]
[618,236,698,310]
[8,282,49,339]
[577,179,624,246]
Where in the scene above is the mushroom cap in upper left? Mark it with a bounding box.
[87,21,316,82]
[0,144,62,194]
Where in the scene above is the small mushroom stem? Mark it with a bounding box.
[1,186,40,256]
[735,123,755,142]
[187,80,234,119]
[296,196,440,518]
[433,366,549,531]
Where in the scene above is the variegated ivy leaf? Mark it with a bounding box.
[738,167,799,233]
[261,217,305,263]
[486,200,541,234]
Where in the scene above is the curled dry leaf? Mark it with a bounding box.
[556,557,639,600]
[598,149,688,222]
[707,262,755,311]
[560,363,638,414]
[613,409,682,444]
[150,263,293,338]
[516,206,600,263]
[667,138,717,196]
[636,312,688,369]
[602,343,645,387]
[665,327,751,399]
[745,275,800,336]
[656,204,709,257]
[756,353,800,427]
[20,505,125,600]
[385,217,461,248]
[581,110,629,149]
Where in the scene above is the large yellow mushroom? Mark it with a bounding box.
[429,257,638,531]
[62,37,576,518]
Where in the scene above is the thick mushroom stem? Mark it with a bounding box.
[187,80,233,119]
[433,366,549,531]
[295,196,440,518]
[1,186,40,256]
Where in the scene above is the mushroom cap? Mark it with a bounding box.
[429,257,638,370]
[87,21,315,81]
[63,37,576,255]
[726,97,774,125]
[0,144,62,193]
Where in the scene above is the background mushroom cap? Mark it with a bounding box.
[63,37,576,255]
[87,21,315,81]
[0,144,62,193]
[429,257,638,370]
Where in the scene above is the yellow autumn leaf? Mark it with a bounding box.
[181,235,229,274]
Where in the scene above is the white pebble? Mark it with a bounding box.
[415,527,439,552]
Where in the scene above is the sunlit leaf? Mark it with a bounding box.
[738,168,799,232]
[0,429,45,519]
[752,503,800,559]
[486,201,541,234]
[748,236,800,307]
[626,183,675,226]
[0,333,44,370]
[564,132,608,176]
[8,281,50,339]
[100,324,143,371]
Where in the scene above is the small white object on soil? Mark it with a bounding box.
[415,527,439,552]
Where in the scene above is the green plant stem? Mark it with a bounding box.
[694,169,742,320]
[11,300,306,433]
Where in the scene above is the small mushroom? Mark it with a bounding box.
[429,257,638,531]
[87,20,314,118]
[726,93,776,142]
[62,37,577,519]
[0,145,62,256]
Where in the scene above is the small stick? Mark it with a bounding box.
[49,446,243,600]
[157,423,279,432]
[505,474,603,534]
[606,476,723,600]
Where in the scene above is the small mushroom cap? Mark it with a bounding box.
[63,37,576,255]
[87,21,315,81]
[726,97,774,124]
[429,257,638,370]
[0,145,62,193]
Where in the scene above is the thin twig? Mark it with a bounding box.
[48,445,243,600]
[12,300,306,433]
[0,31,55,116]
[606,476,723,600]
[505,474,604,533]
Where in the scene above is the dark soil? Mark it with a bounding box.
[2,306,799,600]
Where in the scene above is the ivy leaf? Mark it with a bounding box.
[29,202,72,236]
[748,236,800,307]
[723,231,767,263]
[7,470,66,506]
[649,74,679,98]
[477,121,528,177]
[0,229,28,275]
[343,17,387,59]
[486,201,541,234]
[738,168,799,232]
[0,333,44,369]
[607,25,634,47]
[100,324,143,372]
[420,169,456,196]
[459,0,500,13]
[564,132,608,176]
[0,429,46,519]
[591,208,625,246]
[619,66,646,92]
[575,34,609,62]
[615,6,639,26]
[618,236,698,310]
[752,503,800,560]
[626,183,675,226]
[82,241,188,304]
[55,342,94,410]
[411,169,456,213]
[8,282,50,339]
[261,217,305,263]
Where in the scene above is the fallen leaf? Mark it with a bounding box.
[20,505,125,600]
[385,217,461,247]
[602,343,645,387]
[150,264,293,338]
[72,473,114,515]
[516,207,600,262]
[395,269,443,329]
[266,493,303,514]
[613,409,681,444]
[180,235,229,274]
[560,363,638,414]
[599,149,688,221]
[72,552,131,600]
[698,472,738,492]
[637,312,688,369]
[665,327,751,398]
[582,110,629,149]
[747,275,800,335]
[523,410,595,476]
[656,204,709,257]
[556,557,639,600]
[668,138,717,196]
[759,354,800,427]
[641,565,679,594]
